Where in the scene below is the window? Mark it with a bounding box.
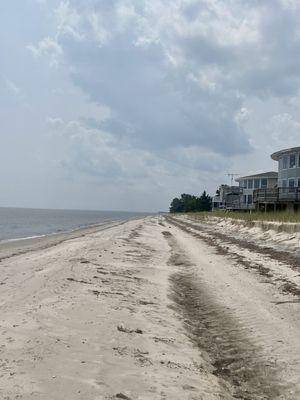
[282,180,287,188]
[289,179,295,192]
[248,194,253,204]
[243,195,247,204]
[254,179,260,189]
[282,155,288,169]
[248,179,253,189]
[289,154,296,168]
[298,178,300,187]
[261,178,267,188]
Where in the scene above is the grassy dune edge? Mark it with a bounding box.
[176,210,300,223]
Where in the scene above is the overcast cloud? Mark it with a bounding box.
[1,0,300,211]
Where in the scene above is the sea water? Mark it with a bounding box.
[0,207,151,241]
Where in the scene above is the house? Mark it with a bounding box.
[212,193,222,210]
[212,184,241,210]
[271,147,300,190]
[213,146,300,212]
[254,147,300,211]
[235,172,278,210]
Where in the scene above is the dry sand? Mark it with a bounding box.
[0,216,300,399]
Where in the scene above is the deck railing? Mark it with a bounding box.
[253,188,278,203]
[225,199,255,210]
[253,187,300,203]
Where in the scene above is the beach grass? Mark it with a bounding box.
[184,210,300,223]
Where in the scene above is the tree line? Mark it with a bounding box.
[169,192,212,213]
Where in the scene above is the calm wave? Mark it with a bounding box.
[0,207,152,241]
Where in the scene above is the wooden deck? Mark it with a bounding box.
[254,188,300,204]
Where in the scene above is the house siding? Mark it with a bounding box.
[273,148,300,187]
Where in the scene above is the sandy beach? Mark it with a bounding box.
[0,216,300,399]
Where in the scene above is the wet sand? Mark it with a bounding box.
[0,221,128,261]
[0,216,300,399]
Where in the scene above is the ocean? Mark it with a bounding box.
[0,207,151,242]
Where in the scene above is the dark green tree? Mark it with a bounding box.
[169,191,212,213]
[180,194,198,212]
[169,197,184,213]
[197,191,212,211]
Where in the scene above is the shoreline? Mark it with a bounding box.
[0,206,153,246]
[0,219,131,261]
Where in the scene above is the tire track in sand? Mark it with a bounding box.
[162,230,289,400]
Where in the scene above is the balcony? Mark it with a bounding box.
[279,187,300,202]
[253,187,300,203]
[225,199,255,210]
[253,188,279,203]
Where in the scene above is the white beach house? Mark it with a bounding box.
[235,172,278,210]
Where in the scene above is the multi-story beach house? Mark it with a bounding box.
[212,184,242,210]
[235,172,278,210]
[271,147,300,190]
[254,147,300,211]
[213,146,300,212]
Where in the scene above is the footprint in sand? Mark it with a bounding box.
[114,393,132,400]
[133,349,152,367]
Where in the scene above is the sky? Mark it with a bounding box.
[1,0,300,212]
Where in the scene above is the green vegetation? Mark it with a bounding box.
[169,192,212,213]
[189,210,300,223]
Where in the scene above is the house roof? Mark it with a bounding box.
[271,147,300,161]
[235,171,278,181]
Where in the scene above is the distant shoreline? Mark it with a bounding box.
[0,219,136,262]
[0,207,154,243]
[0,220,109,244]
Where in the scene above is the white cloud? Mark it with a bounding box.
[88,12,110,46]
[5,78,21,96]
[235,107,250,126]
[46,117,64,128]
[55,0,84,41]
[27,37,63,67]
[4,0,300,210]
[268,113,300,148]
[280,0,300,11]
